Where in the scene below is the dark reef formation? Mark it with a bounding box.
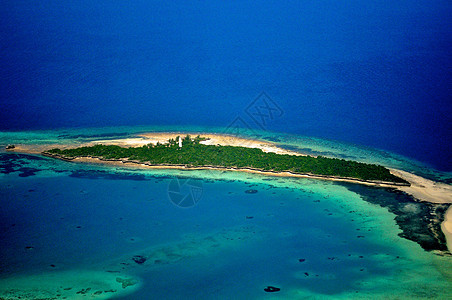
[132,255,147,265]
[264,286,280,292]
[339,182,450,254]
[0,153,45,177]
[245,189,258,194]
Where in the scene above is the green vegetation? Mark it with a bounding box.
[46,135,408,184]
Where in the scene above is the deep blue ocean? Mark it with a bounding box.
[1,0,451,171]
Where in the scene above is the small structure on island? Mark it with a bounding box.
[178,136,182,148]
[5,144,15,150]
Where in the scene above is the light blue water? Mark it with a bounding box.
[0,127,451,299]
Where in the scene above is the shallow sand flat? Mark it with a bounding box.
[0,270,140,299]
[390,169,452,204]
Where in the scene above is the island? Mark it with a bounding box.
[42,135,409,186]
[7,132,451,254]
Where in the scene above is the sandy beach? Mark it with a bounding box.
[10,132,301,156]
[441,206,452,253]
[96,132,303,156]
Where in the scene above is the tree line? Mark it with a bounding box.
[46,135,408,184]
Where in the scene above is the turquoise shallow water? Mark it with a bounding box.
[0,127,451,299]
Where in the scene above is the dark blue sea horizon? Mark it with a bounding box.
[1,1,451,170]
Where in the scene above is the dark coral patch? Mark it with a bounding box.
[245,189,258,194]
[264,286,280,292]
[132,255,147,264]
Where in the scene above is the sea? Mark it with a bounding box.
[1,1,451,299]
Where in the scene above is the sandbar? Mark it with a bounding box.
[441,206,452,253]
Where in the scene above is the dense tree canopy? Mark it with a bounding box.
[46,135,408,184]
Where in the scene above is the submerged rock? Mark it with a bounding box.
[245,189,258,194]
[76,288,91,295]
[264,286,280,292]
[116,277,138,289]
[132,255,147,264]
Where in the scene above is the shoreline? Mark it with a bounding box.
[8,130,451,204]
[41,151,410,188]
[6,131,452,253]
